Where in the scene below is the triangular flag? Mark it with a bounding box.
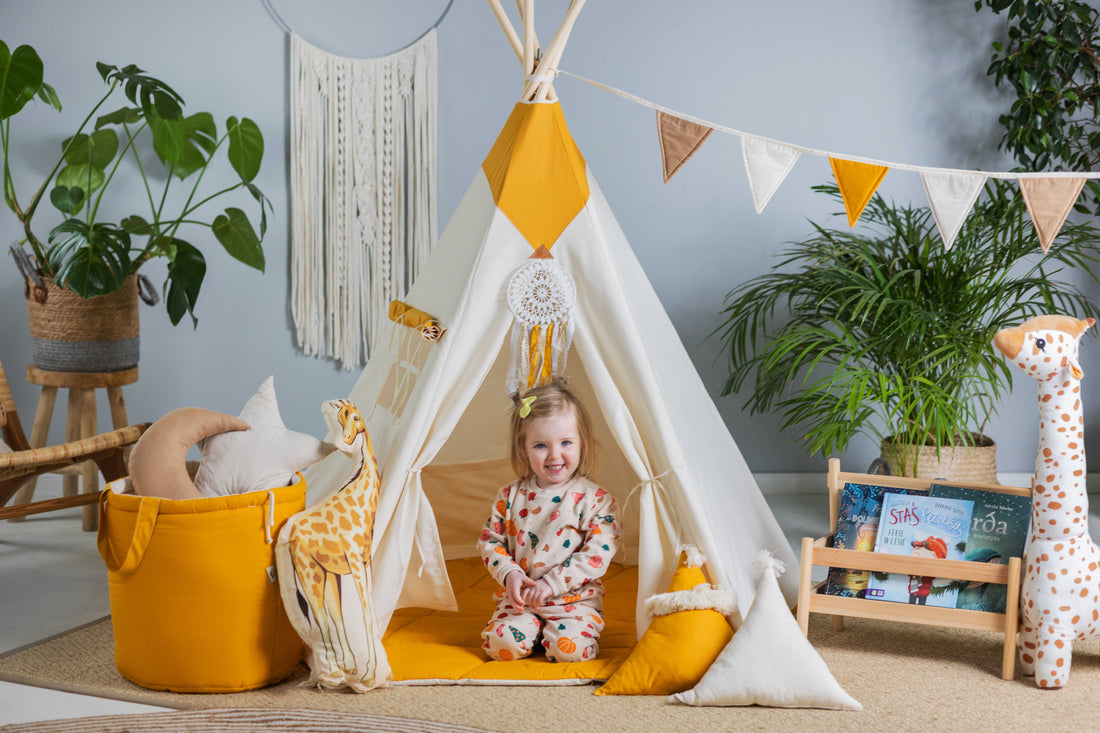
[830,158,889,227]
[920,171,986,250]
[657,111,714,183]
[1018,177,1087,253]
[741,138,801,214]
[671,553,861,710]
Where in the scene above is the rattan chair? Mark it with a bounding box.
[0,360,148,521]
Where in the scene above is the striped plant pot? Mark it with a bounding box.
[27,275,140,373]
[880,433,997,484]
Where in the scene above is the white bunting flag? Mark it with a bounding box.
[742,137,800,214]
[920,171,986,250]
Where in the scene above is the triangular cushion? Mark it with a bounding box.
[672,553,861,710]
[595,548,735,696]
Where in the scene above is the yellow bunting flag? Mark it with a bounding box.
[830,158,889,227]
[657,111,714,183]
[1018,177,1086,254]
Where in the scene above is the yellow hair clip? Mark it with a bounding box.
[519,395,537,418]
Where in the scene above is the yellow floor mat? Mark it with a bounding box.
[383,557,637,683]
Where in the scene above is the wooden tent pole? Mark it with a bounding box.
[515,0,557,100]
[522,0,586,102]
[486,0,524,63]
[521,0,535,75]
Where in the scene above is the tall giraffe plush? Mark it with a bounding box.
[993,314,1098,688]
[275,399,390,691]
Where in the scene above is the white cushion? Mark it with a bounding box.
[193,376,331,496]
[671,552,862,711]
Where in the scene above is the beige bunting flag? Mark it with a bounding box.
[657,111,714,183]
[1018,177,1087,253]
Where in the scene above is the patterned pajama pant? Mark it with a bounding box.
[481,589,605,663]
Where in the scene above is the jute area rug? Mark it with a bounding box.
[3,615,1100,733]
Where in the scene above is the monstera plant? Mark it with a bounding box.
[0,40,269,327]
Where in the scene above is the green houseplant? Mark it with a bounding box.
[0,40,268,332]
[716,182,1100,477]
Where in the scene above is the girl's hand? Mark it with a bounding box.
[521,579,553,609]
[505,570,537,607]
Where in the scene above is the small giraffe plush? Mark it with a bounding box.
[275,399,390,691]
[993,314,1098,688]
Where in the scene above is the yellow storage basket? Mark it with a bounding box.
[97,475,306,692]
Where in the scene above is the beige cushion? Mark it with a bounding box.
[194,376,331,497]
[129,408,249,499]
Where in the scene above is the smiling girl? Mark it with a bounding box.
[476,381,621,663]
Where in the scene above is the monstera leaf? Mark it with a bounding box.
[47,219,132,297]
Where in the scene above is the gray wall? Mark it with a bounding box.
[0,1,1086,475]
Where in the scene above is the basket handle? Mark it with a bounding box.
[97,491,161,575]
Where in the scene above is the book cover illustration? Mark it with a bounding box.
[865,493,974,607]
[824,482,927,599]
[929,483,1032,613]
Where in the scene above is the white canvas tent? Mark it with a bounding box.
[304,0,798,637]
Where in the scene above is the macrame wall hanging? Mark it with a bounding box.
[289,30,438,369]
[506,259,576,396]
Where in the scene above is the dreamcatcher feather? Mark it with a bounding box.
[506,260,576,396]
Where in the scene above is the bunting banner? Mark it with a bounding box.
[554,69,1100,253]
[657,111,714,183]
[830,158,889,227]
[742,137,800,214]
[1018,177,1086,254]
[920,171,987,250]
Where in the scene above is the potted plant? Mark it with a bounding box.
[715,181,1100,480]
[0,40,269,371]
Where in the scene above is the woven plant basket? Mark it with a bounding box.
[27,275,140,373]
[880,433,997,484]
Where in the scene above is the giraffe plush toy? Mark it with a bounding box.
[275,399,390,691]
[993,314,1097,688]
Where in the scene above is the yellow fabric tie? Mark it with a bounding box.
[388,300,445,341]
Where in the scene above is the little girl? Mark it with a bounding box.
[477,382,620,663]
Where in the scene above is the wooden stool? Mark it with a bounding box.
[10,365,138,531]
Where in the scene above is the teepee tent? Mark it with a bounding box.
[304,0,798,636]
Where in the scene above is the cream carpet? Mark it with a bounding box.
[2,615,1100,732]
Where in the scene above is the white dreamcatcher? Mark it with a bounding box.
[506,260,577,395]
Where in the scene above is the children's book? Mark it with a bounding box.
[824,482,927,599]
[928,483,1032,613]
[865,493,974,607]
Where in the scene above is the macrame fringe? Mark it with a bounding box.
[506,316,574,396]
[290,31,438,369]
[645,583,739,619]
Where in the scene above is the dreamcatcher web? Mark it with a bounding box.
[506,260,577,395]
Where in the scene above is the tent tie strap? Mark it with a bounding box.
[524,72,556,83]
[623,467,677,514]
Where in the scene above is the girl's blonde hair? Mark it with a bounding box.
[509,380,599,481]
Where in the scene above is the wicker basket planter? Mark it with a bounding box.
[879,433,997,484]
[27,275,140,373]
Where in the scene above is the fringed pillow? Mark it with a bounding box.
[595,545,736,696]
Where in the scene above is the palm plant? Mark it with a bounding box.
[717,181,1100,461]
